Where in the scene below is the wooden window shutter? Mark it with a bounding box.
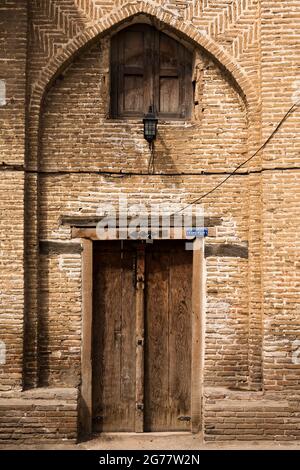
[111,26,146,117]
[111,25,192,119]
[158,32,192,118]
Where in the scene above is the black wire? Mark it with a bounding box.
[0,165,299,176]
[147,141,155,174]
[173,99,300,214]
[1,101,298,187]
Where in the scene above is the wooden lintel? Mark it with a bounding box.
[71,227,216,240]
[61,215,221,228]
[205,243,248,259]
[39,240,83,255]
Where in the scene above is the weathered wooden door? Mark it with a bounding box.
[144,241,192,431]
[92,241,136,432]
[92,240,193,432]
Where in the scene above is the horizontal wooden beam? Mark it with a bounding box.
[40,240,247,258]
[71,227,216,240]
[60,215,221,228]
[39,241,83,255]
[205,243,248,259]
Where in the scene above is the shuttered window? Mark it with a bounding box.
[111,24,192,119]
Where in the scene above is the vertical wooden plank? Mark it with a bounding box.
[184,48,193,119]
[110,34,119,118]
[80,238,93,438]
[120,245,136,418]
[119,243,136,429]
[152,29,160,114]
[92,242,136,432]
[191,237,204,433]
[118,30,124,116]
[92,244,120,431]
[135,244,145,432]
[158,32,179,115]
[168,243,192,431]
[178,42,186,117]
[159,77,180,113]
[123,30,145,114]
[144,245,170,431]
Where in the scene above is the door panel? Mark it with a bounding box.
[168,247,192,430]
[144,246,170,431]
[92,242,136,432]
[144,241,192,431]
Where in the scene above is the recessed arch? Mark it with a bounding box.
[27,1,259,168]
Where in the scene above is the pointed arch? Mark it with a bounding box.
[27,1,259,168]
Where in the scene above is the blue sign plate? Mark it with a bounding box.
[186,228,208,237]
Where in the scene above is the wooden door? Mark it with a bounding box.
[144,241,192,431]
[92,241,136,432]
[92,240,193,432]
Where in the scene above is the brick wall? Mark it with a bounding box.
[260,0,300,394]
[0,173,25,391]
[0,0,27,391]
[0,0,299,443]
[0,0,27,165]
[262,171,300,391]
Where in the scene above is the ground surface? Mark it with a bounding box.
[1,433,300,450]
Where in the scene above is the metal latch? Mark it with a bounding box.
[178,416,191,422]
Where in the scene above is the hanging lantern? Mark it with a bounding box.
[143,106,158,145]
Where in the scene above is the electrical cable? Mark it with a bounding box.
[173,98,300,214]
[0,101,299,190]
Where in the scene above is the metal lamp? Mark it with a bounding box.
[143,106,158,145]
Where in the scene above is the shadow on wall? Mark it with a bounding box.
[38,254,81,388]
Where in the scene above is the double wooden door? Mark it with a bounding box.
[92,240,193,432]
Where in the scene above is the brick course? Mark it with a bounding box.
[0,388,78,443]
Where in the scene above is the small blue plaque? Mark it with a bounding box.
[186,228,208,238]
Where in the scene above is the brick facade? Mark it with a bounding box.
[0,0,299,443]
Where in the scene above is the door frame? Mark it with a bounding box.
[77,231,205,437]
